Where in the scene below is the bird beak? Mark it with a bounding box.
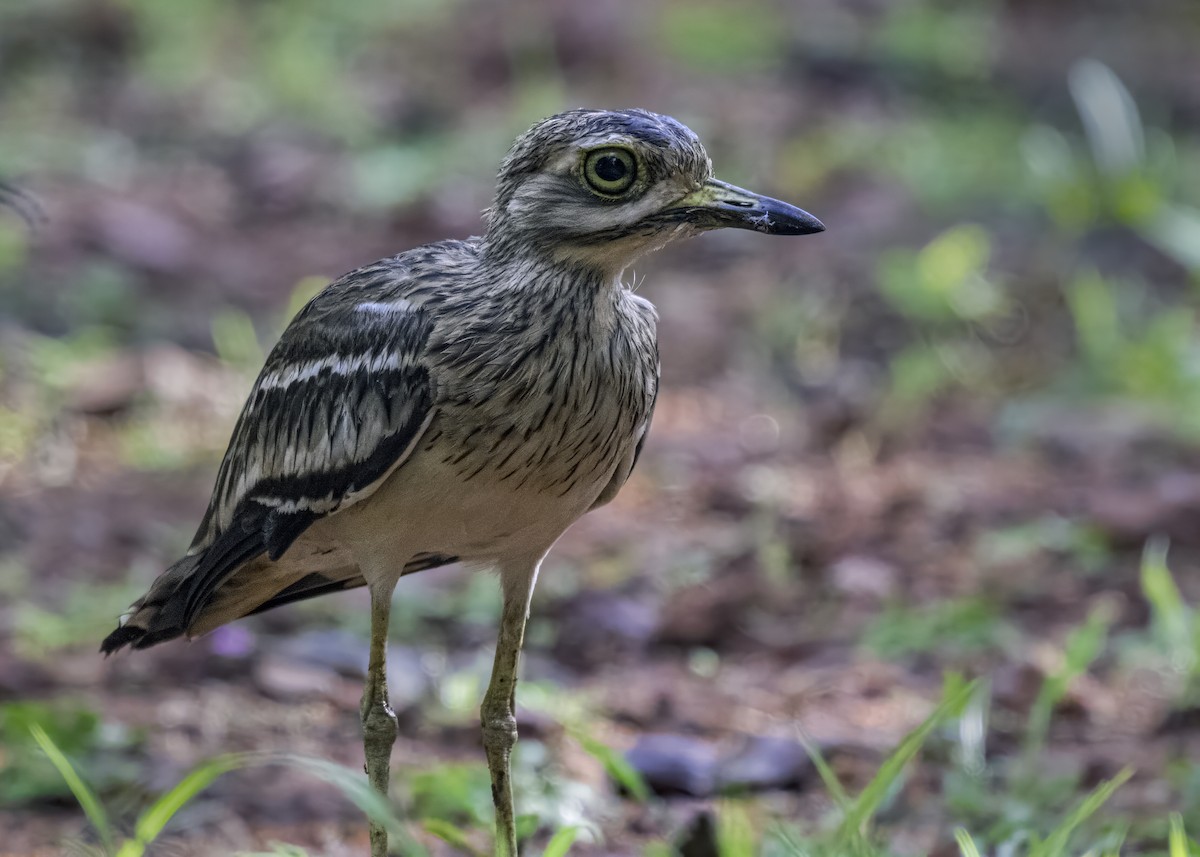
[671,178,825,236]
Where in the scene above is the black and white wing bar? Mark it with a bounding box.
[181,262,438,627]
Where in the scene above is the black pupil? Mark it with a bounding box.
[594,154,628,183]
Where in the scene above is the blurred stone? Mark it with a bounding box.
[94,198,195,274]
[828,554,898,601]
[716,735,812,792]
[990,661,1044,714]
[1089,473,1200,546]
[0,651,56,697]
[268,628,432,705]
[253,653,339,701]
[1156,705,1200,736]
[655,574,755,648]
[625,733,718,797]
[553,588,659,669]
[68,351,144,415]
[273,628,368,676]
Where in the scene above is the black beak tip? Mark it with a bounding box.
[767,203,826,236]
[784,216,826,236]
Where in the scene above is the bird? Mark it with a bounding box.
[101,108,824,856]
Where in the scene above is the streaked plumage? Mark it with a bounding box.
[101,108,823,856]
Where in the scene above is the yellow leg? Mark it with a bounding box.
[360,582,398,857]
[482,563,539,857]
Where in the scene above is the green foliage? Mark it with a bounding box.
[409,762,495,828]
[57,263,140,333]
[874,224,1009,417]
[17,667,1185,857]
[1060,272,1200,435]
[350,139,463,211]
[775,680,977,856]
[541,826,580,857]
[864,597,1013,660]
[0,219,29,275]
[714,803,757,857]
[945,607,1132,856]
[951,769,1133,857]
[516,680,651,803]
[624,671,1148,857]
[211,307,266,374]
[403,738,603,849]
[22,327,118,393]
[1023,601,1114,764]
[1169,813,1200,857]
[571,728,651,803]
[0,702,139,805]
[838,681,975,841]
[116,419,200,472]
[1141,539,1195,675]
[0,402,39,465]
[875,2,998,80]
[27,722,249,857]
[12,579,149,659]
[105,0,458,142]
[422,817,485,855]
[975,516,1110,576]
[1024,59,1200,277]
[879,225,1001,325]
[24,719,423,857]
[1121,538,1200,707]
[30,722,115,853]
[237,845,311,857]
[657,1,786,73]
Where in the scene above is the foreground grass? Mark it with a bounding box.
[26,670,1188,856]
[21,546,1200,855]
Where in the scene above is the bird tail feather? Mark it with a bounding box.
[100,553,202,653]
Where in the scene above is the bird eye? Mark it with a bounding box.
[583,148,637,197]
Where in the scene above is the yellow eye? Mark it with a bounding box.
[583,148,637,196]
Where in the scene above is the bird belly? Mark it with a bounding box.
[327,423,632,577]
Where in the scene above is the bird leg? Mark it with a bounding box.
[361,582,398,857]
[482,564,539,857]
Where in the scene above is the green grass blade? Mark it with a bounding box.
[121,754,247,855]
[1030,767,1132,857]
[1140,537,1194,669]
[29,723,114,852]
[839,680,978,838]
[1169,812,1188,857]
[1024,602,1113,763]
[571,730,650,802]
[797,732,850,814]
[422,818,484,856]
[269,754,426,855]
[954,828,982,857]
[542,826,580,857]
[717,802,756,857]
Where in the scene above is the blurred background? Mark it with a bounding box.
[2,0,1200,854]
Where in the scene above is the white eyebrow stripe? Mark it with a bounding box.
[356,299,415,315]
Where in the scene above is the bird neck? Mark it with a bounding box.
[479,238,626,300]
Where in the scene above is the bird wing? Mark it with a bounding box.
[178,259,440,627]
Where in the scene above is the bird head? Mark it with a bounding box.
[484,109,824,273]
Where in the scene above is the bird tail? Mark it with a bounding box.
[100,553,201,653]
